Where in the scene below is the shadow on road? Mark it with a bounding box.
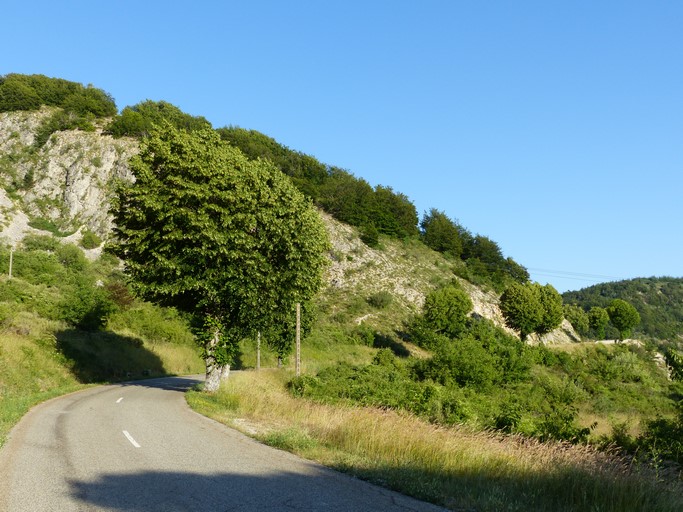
[68,469,444,512]
[120,375,204,392]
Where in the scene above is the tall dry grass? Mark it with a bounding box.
[187,370,683,512]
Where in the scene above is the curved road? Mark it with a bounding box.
[0,376,445,511]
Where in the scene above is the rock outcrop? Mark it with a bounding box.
[0,108,137,241]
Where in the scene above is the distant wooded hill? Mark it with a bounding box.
[562,277,683,341]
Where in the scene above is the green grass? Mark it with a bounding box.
[187,370,683,512]
[0,308,204,448]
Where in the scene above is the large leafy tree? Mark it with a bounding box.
[499,282,542,341]
[607,299,640,341]
[111,124,329,391]
[499,282,563,341]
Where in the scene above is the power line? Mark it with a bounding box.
[527,267,623,283]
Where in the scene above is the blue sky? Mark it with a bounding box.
[2,1,681,292]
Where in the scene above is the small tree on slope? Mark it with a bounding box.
[499,282,563,341]
[111,124,329,391]
[607,299,640,341]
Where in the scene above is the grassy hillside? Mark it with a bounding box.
[0,242,204,447]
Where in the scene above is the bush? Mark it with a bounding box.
[0,74,116,116]
[58,277,115,331]
[106,302,194,345]
[534,404,591,443]
[406,316,451,350]
[56,244,87,272]
[359,224,379,248]
[21,234,59,252]
[564,303,589,336]
[106,100,211,138]
[665,348,683,381]
[638,402,683,465]
[9,250,65,286]
[367,291,393,309]
[80,230,102,250]
[27,217,75,237]
[415,336,499,390]
[422,284,473,338]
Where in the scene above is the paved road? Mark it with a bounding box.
[0,376,446,511]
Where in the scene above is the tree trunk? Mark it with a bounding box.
[204,326,230,392]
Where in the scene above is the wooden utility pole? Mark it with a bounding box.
[256,331,261,371]
[295,302,301,377]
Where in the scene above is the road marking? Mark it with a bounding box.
[116,397,123,404]
[123,430,141,448]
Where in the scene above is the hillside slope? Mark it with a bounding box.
[0,108,578,344]
[563,277,683,342]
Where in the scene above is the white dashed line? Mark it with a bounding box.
[123,430,141,448]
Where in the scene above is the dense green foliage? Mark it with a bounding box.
[589,306,611,339]
[421,209,530,291]
[0,74,116,116]
[666,348,683,382]
[292,294,678,448]
[420,284,473,338]
[0,242,196,348]
[106,100,211,138]
[607,299,641,340]
[563,277,683,340]
[499,282,563,340]
[110,123,329,389]
[563,304,589,337]
[79,230,102,250]
[420,208,465,257]
[217,126,420,241]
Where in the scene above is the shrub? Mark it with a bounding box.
[421,283,472,338]
[534,404,592,443]
[106,100,211,138]
[58,277,115,331]
[367,291,393,309]
[638,401,683,464]
[564,303,589,336]
[407,316,451,350]
[79,230,102,249]
[27,217,75,237]
[359,224,379,248]
[0,74,116,116]
[56,244,87,272]
[106,302,194,345]
[21,234,59,252]
[415,336,498,390]
[9,250,65,286]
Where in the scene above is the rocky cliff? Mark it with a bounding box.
[0,108,136,242]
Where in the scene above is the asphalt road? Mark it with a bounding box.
[0,376,446,511]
